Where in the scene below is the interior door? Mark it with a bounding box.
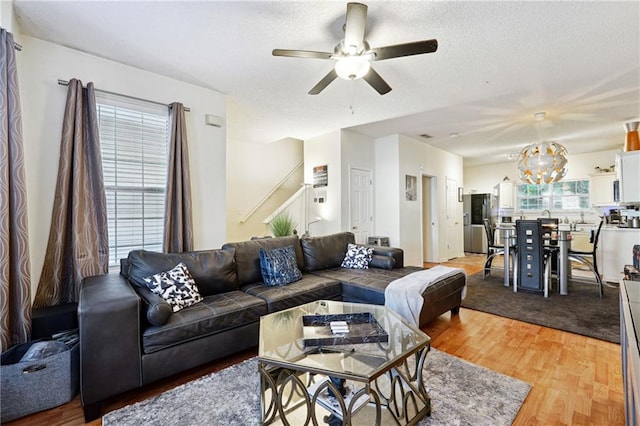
[446,177,459,259]
[350,168,373,244]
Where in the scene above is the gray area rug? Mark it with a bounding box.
[103,349,530,425]
[462,271,620,343]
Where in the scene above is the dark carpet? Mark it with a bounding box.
[461,271,620,344]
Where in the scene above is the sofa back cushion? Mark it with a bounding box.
[126,249,238,296]
[222,235,305,286]
[300,232,355,272]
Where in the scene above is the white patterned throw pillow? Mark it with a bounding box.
[341,243,373,269]
[143,263,203,312]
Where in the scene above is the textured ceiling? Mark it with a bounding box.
[13,1,640,166]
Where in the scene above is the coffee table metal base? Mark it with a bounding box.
[259,347,431,426]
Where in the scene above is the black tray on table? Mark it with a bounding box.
[302,312,388,347]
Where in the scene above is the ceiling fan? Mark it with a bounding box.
[272,2,438,95]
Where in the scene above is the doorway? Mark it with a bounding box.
[421,175,438,262]
[349,168,373,244]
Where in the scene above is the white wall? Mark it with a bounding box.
[1,1,18,33]
[374,135,464,266]
[340,129,375,231]
[398,135,464,265]
[374,135,401,246]
[464,149,621,194]
[304,131,342,236]
[226,137,303,242]
[17,35,227,297]
[463,149,622,223]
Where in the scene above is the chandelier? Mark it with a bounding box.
[517,112,568,184]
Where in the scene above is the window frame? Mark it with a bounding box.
[515,179,590,214]
[96,92,170,268]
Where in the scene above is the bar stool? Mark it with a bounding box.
[567,219,604,298]
[482,218,516,281]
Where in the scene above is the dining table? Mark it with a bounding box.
[496,222,572,295]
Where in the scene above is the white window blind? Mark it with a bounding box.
[96,93,169,267]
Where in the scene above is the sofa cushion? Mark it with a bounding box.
[137,285,174,326]
[341,243,373,269]
[300,232,355,272]
[369,254,395,270]
[312,266,424,305]
[126,249,238,296]
[142,291,267,354]
[259,245,302,286]
[143,263,203,312]
[222,235,304,286]
[242,274,342,313]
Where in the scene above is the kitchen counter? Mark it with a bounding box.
[602,225,640,231]
[598,228,640,283]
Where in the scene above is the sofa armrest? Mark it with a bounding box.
[369,246,404,268]
[78,273,142,410]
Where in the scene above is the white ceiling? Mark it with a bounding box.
[12,1,640,166]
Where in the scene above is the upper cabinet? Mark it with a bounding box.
[589,172,617,206]
[617,151,640,204]
[494,181,515,209]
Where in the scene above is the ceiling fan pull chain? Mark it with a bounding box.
[350,80,356,115]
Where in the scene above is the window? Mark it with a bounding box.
[516,180,590,212]
[96,93,169,267]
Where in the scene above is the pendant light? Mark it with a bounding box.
[517,112,568,184]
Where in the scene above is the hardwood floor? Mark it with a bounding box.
[8,254,624,425]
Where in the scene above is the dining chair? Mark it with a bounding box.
[567,219,604,298]
[515,220,554,297]
[538,217,559,276]
[482,218,516,280]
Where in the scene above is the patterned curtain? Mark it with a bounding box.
[0,28,32,351]
[163,102,193,253]
[33,79,109,307]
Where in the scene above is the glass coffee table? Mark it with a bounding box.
[258,300,431,425]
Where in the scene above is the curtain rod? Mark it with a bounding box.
[57,79,190,112]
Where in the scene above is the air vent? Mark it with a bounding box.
[419,133,432,139]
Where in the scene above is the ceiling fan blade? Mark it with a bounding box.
[308,69,338,95]
[363,67,392,95]
[272,49,333,60]
[370,39,438,61]
[344,2,368,52]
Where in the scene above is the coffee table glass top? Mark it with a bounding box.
[258,300,430,381]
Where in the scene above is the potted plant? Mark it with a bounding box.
[268,211,297,237]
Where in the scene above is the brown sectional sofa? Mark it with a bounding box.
[78,231,466,421]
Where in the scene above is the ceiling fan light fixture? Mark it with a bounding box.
[334,55,370,80]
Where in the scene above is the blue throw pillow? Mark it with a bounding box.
[259,245,303,286]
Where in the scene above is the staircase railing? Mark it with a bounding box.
[263,185,306,224]
[239,160,303,224]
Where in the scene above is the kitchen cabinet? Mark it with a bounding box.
[589,172,617,206]
[617,151,640,204]
[598,227,640,283]
[494,181,515,209]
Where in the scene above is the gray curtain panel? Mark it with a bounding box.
[0,28,32,351]
[34,79,109,307]
[163,102,194,253]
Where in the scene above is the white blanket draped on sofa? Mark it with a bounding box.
[384,266,467,326]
